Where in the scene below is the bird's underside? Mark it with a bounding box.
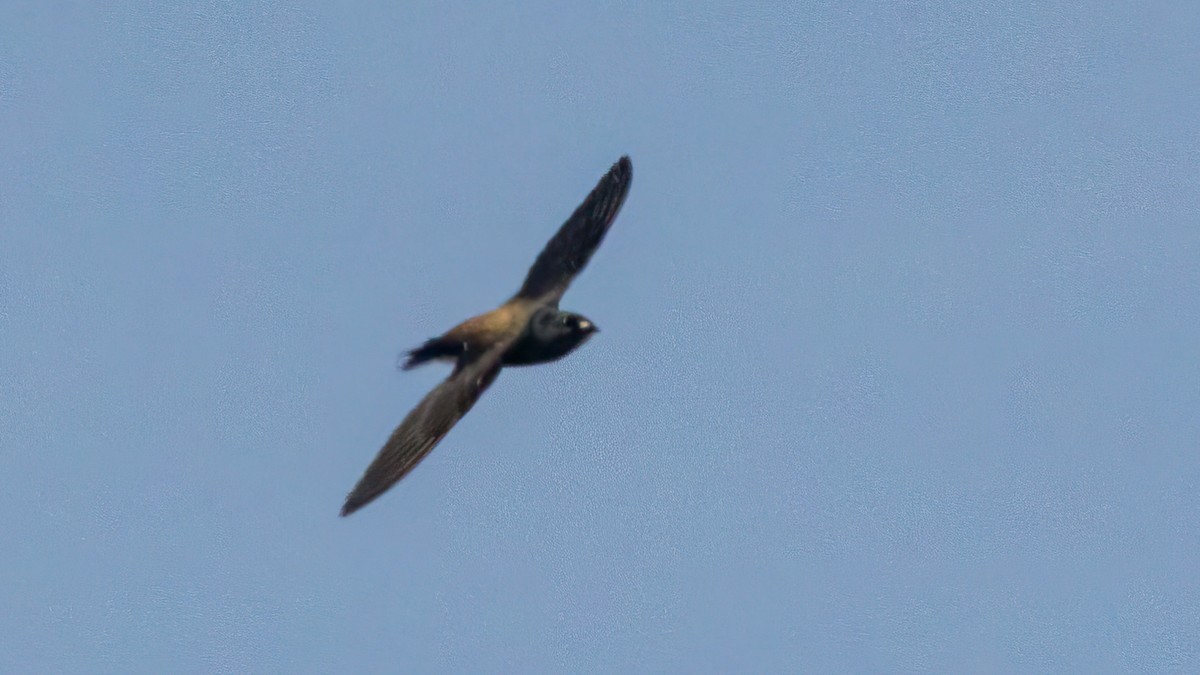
[340,156,632,517]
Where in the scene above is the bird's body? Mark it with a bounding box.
[400,301,598,370]
[341,156,632,517]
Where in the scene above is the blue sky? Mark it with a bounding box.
[2,1,1198,672]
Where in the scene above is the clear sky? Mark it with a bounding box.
[2,2,1198,672]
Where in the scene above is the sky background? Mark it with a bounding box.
[2,1,1199,672]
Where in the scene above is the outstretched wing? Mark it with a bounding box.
[340,347,506,517]
[515,156,632,305]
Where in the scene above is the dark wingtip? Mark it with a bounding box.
[615,155,632,178]
[340,487,369,517]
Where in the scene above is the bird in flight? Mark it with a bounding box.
[340,156,633,516]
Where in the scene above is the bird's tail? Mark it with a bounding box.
[399,337,464,370]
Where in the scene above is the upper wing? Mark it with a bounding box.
[340,346,506,517]
[515,156,632,305]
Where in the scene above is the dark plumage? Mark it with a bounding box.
[341,156,632,517]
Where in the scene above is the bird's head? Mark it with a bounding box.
[561,312,599,338]
[526,307,600,360]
